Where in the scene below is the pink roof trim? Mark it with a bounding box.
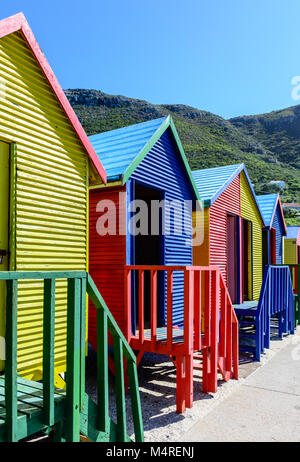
[270,195,287,236]
[0,12,107,183]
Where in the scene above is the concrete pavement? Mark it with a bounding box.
[181,328,300,442]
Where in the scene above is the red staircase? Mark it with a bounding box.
[125,265,239,413]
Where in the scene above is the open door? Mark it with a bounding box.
[242,219,252,301]
[226,214,238,304]
[134,183,164,330]
[0,141,10,370]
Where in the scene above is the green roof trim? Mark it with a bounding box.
[122,115,202,203]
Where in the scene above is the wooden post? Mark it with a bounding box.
[43,278,55,426]
[150,270,157,342]
[65,278,81,442]
[97,309,109,434]
[5,279,18,442]
[167,270,173,355]
[113,335,127,441]
[138,270,144,343]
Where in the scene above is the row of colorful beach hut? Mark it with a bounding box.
[0,12,298,440]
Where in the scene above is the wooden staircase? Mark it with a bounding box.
[0,271,143,442]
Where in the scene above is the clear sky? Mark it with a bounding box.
[2,0,300,118]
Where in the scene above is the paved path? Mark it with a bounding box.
[181,329,300,442]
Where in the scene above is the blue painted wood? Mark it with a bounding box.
[234,265,294,360]
[130,129,194,327]
[272,203,285,264]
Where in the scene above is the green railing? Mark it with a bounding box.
[1,271,143,442]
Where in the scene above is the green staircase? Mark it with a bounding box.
[0,271,143,442]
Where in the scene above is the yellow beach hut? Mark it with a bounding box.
[0,13,106,381]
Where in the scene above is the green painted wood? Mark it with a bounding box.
[80,277,87,409]
[5,279,18,442]
[127,360,144,442]
[9,143,17,272]
[87,274,136,362]
[65,278,81,442]
[0,271,87,280]
[113,335,127,441]
[97,308,109,433]
[43,278,55,426]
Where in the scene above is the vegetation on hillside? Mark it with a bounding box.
[65,89,300,223]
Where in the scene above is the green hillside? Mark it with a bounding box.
[65,89,300,223]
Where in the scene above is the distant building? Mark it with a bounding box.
[283,203,300,211]
[268,180,286,189]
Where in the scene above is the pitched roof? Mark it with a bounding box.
[256,193,287,233]
[192,162,264,222]
[89,116,201,200]
[0,13,106,183]
[191,163,243,205]
[286,226,300,239]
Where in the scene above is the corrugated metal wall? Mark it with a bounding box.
[240,172,263,301]
[208,175,241,287]
[283,239,297,264]
[0,31,89,380]
[193,207,210,266]
[272,203,285,264]
[131,128,194,326]
[88,186,126,348]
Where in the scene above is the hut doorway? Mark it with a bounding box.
[226,214,238,304]
[242,219,252,301]
[134,183,165,330]
[0,141,10,364]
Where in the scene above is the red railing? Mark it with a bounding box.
[124,265,238,412]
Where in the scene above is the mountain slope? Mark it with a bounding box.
[65,89,300,205]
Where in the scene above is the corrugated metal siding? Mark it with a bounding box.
[208,174,240,286]
[240,172,263,301]
[192,164,242,203]
[284,239,297,264]
[0,31,89,379]
[131,128,194,327]
[272,203,285,264]
[88,187,126,349]
[193,208,210,266]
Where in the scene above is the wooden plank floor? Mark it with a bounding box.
[0,375,66,423]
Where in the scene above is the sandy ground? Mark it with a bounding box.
[85,327,297,442]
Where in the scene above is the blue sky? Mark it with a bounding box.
[2,0,300,118]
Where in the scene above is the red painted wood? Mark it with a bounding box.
[185,354,193,409]
[0,13,107,182]
[89,187,126,349]
[138,270,144,344]
[176,356,185,413]
[184,270,194,353]
[125,265,239,412]
[193,270,201,351]
[150,270,157,342]
[208,174,241,297]
[167,270,173,355]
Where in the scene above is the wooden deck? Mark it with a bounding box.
[0,375,66,441]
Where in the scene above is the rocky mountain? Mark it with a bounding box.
[65,89,300,210]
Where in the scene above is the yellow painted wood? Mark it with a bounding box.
[0,141,10,370]
[193,208,210,266]
[0,31,89,380]
[283,238,297,264]
[240,172,263,301]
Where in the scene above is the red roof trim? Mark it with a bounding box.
[269,195,287,235]
[0,13,107,183]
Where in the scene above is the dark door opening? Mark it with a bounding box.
[270,228,276,264]
[226,214,238,304]
[242,219,251,301]
[134,183,164,330]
